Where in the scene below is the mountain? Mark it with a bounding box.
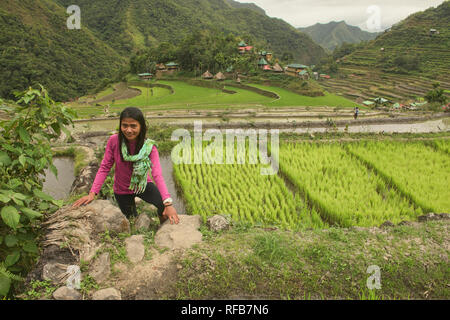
[224,0,266,16]
[339,1,450,79]
[298,21,380,52]
[0,0,127,102]
[53,0,326,64]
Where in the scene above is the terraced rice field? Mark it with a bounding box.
[320,66,450,102]
[173,139,450,230]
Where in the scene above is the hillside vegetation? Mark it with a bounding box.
[0,0,127,102]
[299,21,380,52]
[340,1,450,80]
[54,0,326,64]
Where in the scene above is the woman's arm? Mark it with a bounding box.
[150,145,171,201]
[150,145,179,224]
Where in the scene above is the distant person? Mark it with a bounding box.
[354,107,359,120]
[72,107,179,225]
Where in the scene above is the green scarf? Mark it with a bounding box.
[121,138,157,193]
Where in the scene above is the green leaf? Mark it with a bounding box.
[20,207,42,220]
[4,235,18,247]
[24,182,31,191]
[8,179,21,189]
[1,206,20,230]
[52,200,64,207]
[0,274,11,297]
[18,155,26,167]
[0,193,10,203]
[38,202,49,211]
[0,236,3,245]
[13,193,27,201]
[51,123,61,136]
[49,164,57,177]
[22,241,38,254]
[0,151,11,166]
[12,198,24,206]
[33,189,54,202]
[18,127,30,144]
[5,251,20,267]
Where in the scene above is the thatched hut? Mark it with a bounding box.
[214,72,226,81]
[202,70,213,79]
[272,63,283,73]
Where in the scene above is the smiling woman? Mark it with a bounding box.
[71,107,180,225]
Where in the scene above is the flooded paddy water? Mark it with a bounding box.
[41,157,75,200]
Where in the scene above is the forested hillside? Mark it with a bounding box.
[0,0,326,101]
[0,0,127,102]
[54,0,326,64]
[340,1,450,79]
[298,21,380,52]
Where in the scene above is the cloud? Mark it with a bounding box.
[234,0,446,31]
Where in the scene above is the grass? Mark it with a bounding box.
[68,79,362,118]
[173,220,449,300]
[112,81,273,110]
[247,83,358,108]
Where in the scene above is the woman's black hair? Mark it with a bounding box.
[118,107,147,162]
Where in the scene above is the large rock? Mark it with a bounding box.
[154,215,202,250]
[125,235,145,263]
[92,288,122,300]
[53,286,82,300]
[89,252,111,283]
[86,200,131,234]
[135,214,151,231]
[207,215,230,232]
[70,161,99,196]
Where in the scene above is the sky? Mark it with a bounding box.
[234,0,446,32]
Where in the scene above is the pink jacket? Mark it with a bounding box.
[90,134,171,200]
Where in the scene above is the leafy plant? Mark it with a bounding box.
[0,85,76,297]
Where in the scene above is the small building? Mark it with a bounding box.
[272,63,284,73]
[429,28,439,35]
[258,57,269,69]
[238,41,253,54]
[299,70,309,80]
[363,101,375,107]
[286,63,308,76]
[214,72,226,81]
[374,97,389,105]
[165,62,179,71]
[138,73,153,80]
[259,51,273,61]
[202,70,213,79]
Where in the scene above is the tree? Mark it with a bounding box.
[425,82,447,104]
[0,85,76,298]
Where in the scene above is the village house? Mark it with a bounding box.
[214,72,226,81]
[285,63,308,77]
[165,62,179,71]
[238,41,253,54]
[258,57,269,70]
[138,73,153,80]
[202,70,213,79]
[259,51,273,62]
[299,70,309,80]
[272,63,284,73]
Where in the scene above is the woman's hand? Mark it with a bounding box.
[71,192,96,209]
[162,205,179,224]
